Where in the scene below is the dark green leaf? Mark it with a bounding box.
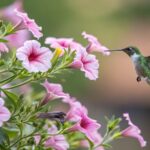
[0,128,10,145]
[1,90,18,107]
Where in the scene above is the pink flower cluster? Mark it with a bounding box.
[42,80,102,149]
[41,80,147,149]
[0,1,109,81]
[13,31,106,80]
[45,32,109,80]
[0,98,11,127]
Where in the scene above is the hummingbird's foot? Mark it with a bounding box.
[136,76,141,82]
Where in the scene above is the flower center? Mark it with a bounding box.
[28,51,40,62]
[80,118,89,129]
[59,41,68,48]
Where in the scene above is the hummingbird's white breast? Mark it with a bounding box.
[131,53,142,77]
[130,53,149,82]
[131,53,140,64]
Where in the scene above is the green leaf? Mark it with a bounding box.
[0,128,10,145]
[0,38,8,43]
[5,23,15,36]
[0,60,5,66]
[1,89,18,107]
[3,127,19,139]
[106,116,122,132]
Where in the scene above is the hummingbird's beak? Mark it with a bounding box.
[105,49,123,52]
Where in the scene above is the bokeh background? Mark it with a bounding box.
[0,0,150,150]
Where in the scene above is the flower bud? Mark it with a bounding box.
[51,48,63,65]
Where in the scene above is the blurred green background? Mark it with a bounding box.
[0,0,150,149]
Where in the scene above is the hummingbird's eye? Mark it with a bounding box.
[128,47,133,51]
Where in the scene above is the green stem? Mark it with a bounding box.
[0,75,16,85]
[17,124,23,150]
[7,130,36,149]
[4,78,34,90]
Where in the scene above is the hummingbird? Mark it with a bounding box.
[108,47,150,85]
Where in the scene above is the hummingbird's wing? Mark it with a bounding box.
[139,56,150,85]
[145,56,150,68]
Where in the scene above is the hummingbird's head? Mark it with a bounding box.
[122,47,140,56]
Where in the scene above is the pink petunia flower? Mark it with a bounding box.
[0,98,11,127]
[0,0,23,24]
[42,80,69,103]
[45,37,83,52]
[67,101,101,144]
[14,9,43,39]
[121,113,147,147]
[82,31,110,55]
[45,134,69,150]
[35,125,69,150]
[0,43,9,55]
[71,49,99,80]
[66,99,88,122]
[16,40,52,73]
[6,30,30,48]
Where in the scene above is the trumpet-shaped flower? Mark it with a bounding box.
[67,100,101,144]
[0,98,11,127]
[0,43,9,54]
[71,49,99,80]
[66,99,88,121]
[16,40,52,73]
[6,30,30,48]
[121,113,147,147]
[14,9,43,39]
[42,80,69,102]
[82,31,110,55]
